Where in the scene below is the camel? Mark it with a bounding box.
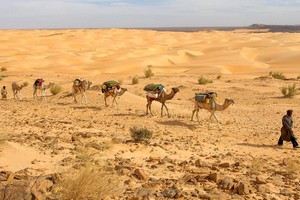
[33,80,55,100]
[12,82,28,100]
[104,87,127,107]
[191,93,234,130]
[72,79,92,103]
[146,87,179,118]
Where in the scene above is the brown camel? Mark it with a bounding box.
[191,94,234,130]
[104,87,127,107]
[146,87,179,117]
[12,82,28,100]
[72,79,92,103]
[33,81,55,100]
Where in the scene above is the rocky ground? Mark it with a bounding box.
[0,72,300,199]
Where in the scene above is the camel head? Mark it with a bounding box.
[171,87,180,93]
[225,98,235,105]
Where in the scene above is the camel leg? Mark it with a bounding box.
[82,92,87,104]
[149,101,153,116]
[161,104,164,117]
[162,103,170,118]
[73,92,78,103]
[213,114,222,130]
[191,109,195,121]
[208,112,214,130]
[196,109,200,123]
[104,95,108,107]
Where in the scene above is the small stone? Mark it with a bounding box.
[256,176,267,184]
[219,162,230,168]
[237,181,250,195]
[134,169,149,181]
[208,173,219,183]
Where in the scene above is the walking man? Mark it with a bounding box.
[278,110,299,149]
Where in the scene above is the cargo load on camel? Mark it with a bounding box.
[34,79,44,88]
[144,83,165,99]
[101,80,120,93]
[195,92,217,104]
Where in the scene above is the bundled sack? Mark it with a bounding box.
[144,83,164,92]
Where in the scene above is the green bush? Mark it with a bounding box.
[132,76,139,85]
[280,84,298,98]
[50,84,62,95]
[130,127,153,143]
[198,75,213,85]
[217,75,222,79]
[272,72,286,80]
[144,65,154,78]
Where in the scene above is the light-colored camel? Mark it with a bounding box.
[72,79,92,103]
[104,87,127,107]
[33,81,55,100]
[12,82,28,100]
[146,87,179,118]
[191,94,234,130]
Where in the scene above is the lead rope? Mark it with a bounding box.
[234,102,259,126]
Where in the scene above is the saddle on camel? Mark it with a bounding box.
[34,79,44,88]
[144,83,165,99]
[101,80,121,93]
[195,92,218,104]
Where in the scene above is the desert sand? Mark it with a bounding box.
[0,29,300,199]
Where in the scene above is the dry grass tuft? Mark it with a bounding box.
[130,126,153,143]
[0,133,10,144]
[23,82,29,87]
[280,83,298,98]
[0,67,7,71]
[285,159,300,175]
[132,76,139,85]
[250,158,265,174]
[271,72,286,80]
[144,65,155,78]
[76,147,98,163]
[198,75,213,85]
[50,84,63,95]
[56,167,122,200]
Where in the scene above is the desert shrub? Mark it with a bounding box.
[198,75,213,85]
[272,72,286,80]
[12,109,17,114]
[280,84,298,98]
[75,147,98,163]
[23,82,29,86]
[144,65,154,78]
[250,158,264,174]
[269,71,273,76]
[56,167,122,200]
[0,67,7,71]
[285,159,300,175]
[132,76,139,85]
[130,126,153,142]
[50,84,62,95]
[297,75,300,80]
[0,133,10,144]
[217,75,222,79]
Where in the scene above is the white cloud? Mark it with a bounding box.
[0,0,299,29]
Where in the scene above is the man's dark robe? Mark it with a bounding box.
[281,114,296,141]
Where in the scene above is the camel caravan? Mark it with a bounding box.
[2,77,234,128]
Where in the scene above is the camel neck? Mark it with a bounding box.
[216,100,231,111]
[165,91,176,100]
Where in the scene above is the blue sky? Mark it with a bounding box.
[0,0,300,29]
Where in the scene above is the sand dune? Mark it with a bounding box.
[1,29,300,75]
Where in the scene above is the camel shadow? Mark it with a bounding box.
[236,143,291,150]
[56,102,73,106]
[71,106,102,111]
[156,120,197,130]
[110,113,145,117]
